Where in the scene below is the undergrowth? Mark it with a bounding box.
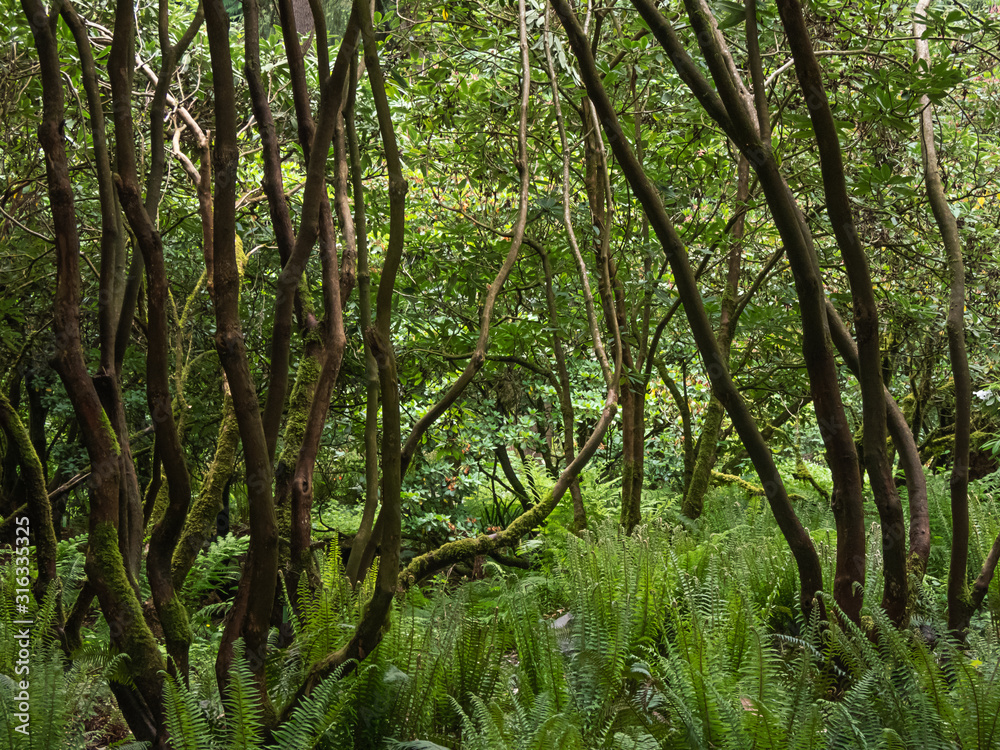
[5,470,1000,747]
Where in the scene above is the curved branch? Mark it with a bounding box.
[555,0,824,616]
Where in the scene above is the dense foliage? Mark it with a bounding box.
[2,0,1000,744]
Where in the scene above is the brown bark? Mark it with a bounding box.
[912,0,974,633]
[292,0,407,697]
[109,0,193,676]
[59,2,127,376]
[62,0,144,590]
[775,0,907,625]
[344,59,381,587]
[287,110,353,606]
[21,0,169,741]
[0,395,63,637]
[204,0,279,721]
[554,0,824,616]
[331,88,358,304]
[63,581,96,653]
[112,3,202,375]
[631,0,863,623]
[580,96,629,526]
[258,9,360,461]
[825,300,931,585]
[242,0,339,628]
[242,0,296,270]
[657,362,695,492]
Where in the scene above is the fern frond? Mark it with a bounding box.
[163,673,212,750]
[223,642,264,750]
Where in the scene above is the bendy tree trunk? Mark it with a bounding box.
[630,0,866,623]
[539,246,587,532]
[204,0,282,723]
[0,395,62,637]
[912,0,982,634]
[825,300,931,616]
[552,0,825,617]
[579,98,642,533]
[61,2,147,589]
[345,55,382,586]
[682,156,748,520]
[207,0,360,715]
[22,0,170,742]
[109,0,198,675]
[288,0,409,701]
[774,0,907,625]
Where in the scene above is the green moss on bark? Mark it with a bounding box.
[172,393,239,589]
[275,348,325,565]
[148,480,169,532]
[400,490,560,589]
[278,347,324,468]
[98,407,121,456]
[683,396,726,519]
[89,522,165,685]
[0,395,60,615]
[158,593,191,668]
[793,457,829,502]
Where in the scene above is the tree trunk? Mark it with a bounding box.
[23,0,170,739]
[632,0,865,623]
[774,0,907,625]
[682,155,748,519]
[205,0,281,722]
[554,0,825,617]
[911,0,975,634]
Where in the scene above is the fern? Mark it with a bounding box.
[163,674,212,750]
[182,533,249,607]
[270,661,358,749]
[223,643,264,750]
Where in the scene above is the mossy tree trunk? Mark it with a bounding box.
[171,386,240,590]
[22,0,171,741]
[681,156,748,520]
[0,394,63,638]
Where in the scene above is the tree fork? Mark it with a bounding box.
[21,0,170,740]
[774,0,907,624]
[554,0,825,617]
[631,0,864,622]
